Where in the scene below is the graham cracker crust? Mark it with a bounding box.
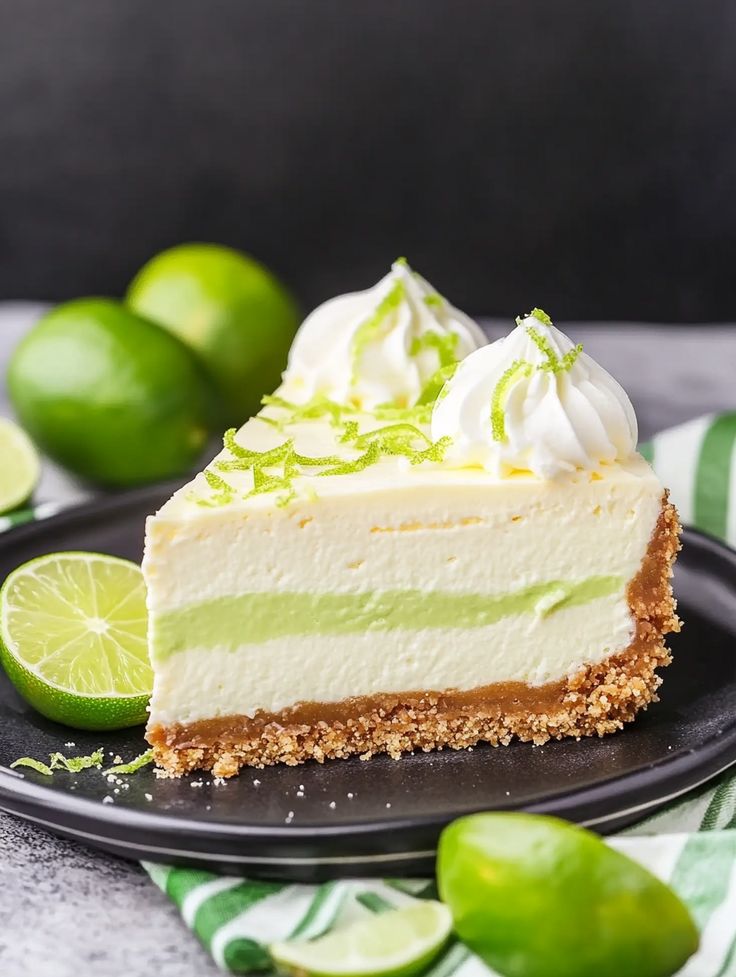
[147,495,681,777]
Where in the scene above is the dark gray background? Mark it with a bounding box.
[0,0,734,320]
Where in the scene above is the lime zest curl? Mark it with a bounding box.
[103,750,153,775]
[194,397,452,507]
[410,330,458,368]
[529,307,553,327]
[11,748,155,779]
[318,440,382,477]
[261,394,349,429]
[10,757,53,776]
[490,309,585,442]
[350,279,405,380]
[417,362,459,406]
[373,402,433,424]
[49,749,104,772]
[526,326,583,375]
[525,326,560,372]
[193,321,460,509]
[10,749,105,776]
[491,360,533,442]
[560,344,584,371]
[191,469,236,508]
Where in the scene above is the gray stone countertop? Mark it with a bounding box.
[1,303,735,977]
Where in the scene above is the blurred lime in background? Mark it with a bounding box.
[0,418,40,514]
[127,243,299,426]
[8,298,213,487]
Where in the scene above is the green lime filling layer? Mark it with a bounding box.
[151,575,622,660]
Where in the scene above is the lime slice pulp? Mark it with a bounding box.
[0,552,152,730]
[270,902,452,977]
[0,417,40,514]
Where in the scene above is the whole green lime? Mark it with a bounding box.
[437,813,698,977]
[126,243,299,425]
[7,298,213,487]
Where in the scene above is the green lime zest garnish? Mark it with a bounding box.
[346,421,451,466]
[195,368,452,508]
[352,422,431,450]
[192,469,236,507]
[103,750,153,775]
[49,749,104,772]
[525,325,560,371]
[491,360,533,442]
[261,394,351,429]
[339,420,360,443]
[318,441,382,476]
[515,307,553,328]
[525,325,583,375]
[10,749,105,775]
[350,279,405,380]
[10,757,53,776]
[560,344,584,371]
[373,402,434,423]
[423,293,443,308]
[216,435,294,472]
[410,330,458,368]
[411,435,452,464]
[417,361,459,405]
[530,307,553,326]
[490,309,584,442]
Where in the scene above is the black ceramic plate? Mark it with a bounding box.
[1,485,735,881]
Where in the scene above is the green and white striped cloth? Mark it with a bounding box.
[18,412,736,976]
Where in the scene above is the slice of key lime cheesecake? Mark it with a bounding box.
[143,263,680,776]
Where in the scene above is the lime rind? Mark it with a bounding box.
[0,417,40,515]
[270,902,452,977]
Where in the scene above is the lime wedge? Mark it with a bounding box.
[0,552,152,730]
[0,418,40,514]
[270,902,452,977]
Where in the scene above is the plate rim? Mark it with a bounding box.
[0,486,735,868]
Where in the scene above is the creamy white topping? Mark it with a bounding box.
[431,310,638,478]
[284,259,485,409]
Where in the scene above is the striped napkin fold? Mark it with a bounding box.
[13,412,736,976]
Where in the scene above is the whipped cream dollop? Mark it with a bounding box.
[284,259,486,409]
[431,310,638,478]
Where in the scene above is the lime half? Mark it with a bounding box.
[0,552,152,730]
[270,902,452,977]
[0,418,40,514]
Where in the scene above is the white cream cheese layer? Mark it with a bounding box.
[145,459,661,610]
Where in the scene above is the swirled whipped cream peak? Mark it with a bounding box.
[284,258,486,409]
[431,308,639,478]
